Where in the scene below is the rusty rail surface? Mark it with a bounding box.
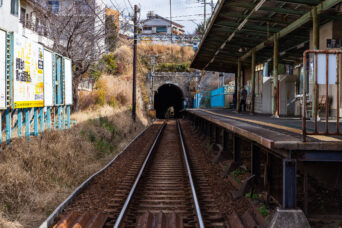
[302,49,342,142]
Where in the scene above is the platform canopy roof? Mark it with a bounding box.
[191,0,342,73]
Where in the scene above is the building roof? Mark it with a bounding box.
[191,0,342,73]
[142,14,184,28]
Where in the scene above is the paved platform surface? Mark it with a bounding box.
[188,109,342,155]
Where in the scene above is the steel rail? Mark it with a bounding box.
[113,121,166,228]
[177,120,205,228]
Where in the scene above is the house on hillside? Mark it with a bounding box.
[141,11,184,36]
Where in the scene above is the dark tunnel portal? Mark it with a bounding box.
[154,84,184,119]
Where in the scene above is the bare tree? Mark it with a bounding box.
[33,0,118,111]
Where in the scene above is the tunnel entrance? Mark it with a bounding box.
[154,84,184,119]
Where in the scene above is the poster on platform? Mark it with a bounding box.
[0,30,6,110]
[64,58,73,105]
[43,50,53,107]
[13,35,44,108]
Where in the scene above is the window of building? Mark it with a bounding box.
[144,27,152,31]
[75,0,90,14]
[156,26,167,33]
[48,1,60,14]
[11,0,19,16]
[20,7,26,24]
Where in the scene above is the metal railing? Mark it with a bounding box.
[302,49,342,141]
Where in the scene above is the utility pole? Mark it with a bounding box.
[132,5,139,122]
[204,0,206,29]
[170,0,173,56]
[210,0,214,14]
[150,55,157,107]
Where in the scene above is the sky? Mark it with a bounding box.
[105,0,218,34]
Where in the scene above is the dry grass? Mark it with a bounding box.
[0,108,149,227]
[138,43,194,63]
[114,45,133,75]
[79,75,133,111]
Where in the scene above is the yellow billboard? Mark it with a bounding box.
[13,35,44,108]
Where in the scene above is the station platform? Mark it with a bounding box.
[187,109,342,161]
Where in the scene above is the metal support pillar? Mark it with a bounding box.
[63,106,66,129]
[283,159,297,209]
[233,134,240,162]
[251,144,260,180]
[58,106,62,130]
[313,7,319,50]
[47,107,51,129]
[25,108,30,141]
[312,7,319,119]
[201,119,205,134]
[40,107,44,133]
[5,109,11,144]
[273,34,279,117]
[34,108,38,136]
[0,111,2,145]
[237,59,241,112]
[204,120,207,135]
[265,152,271,203]
[67,106,71,129]
[223,130,229,155]
[250,49,256,114]
[215,126,220,144]
[303,165,308,215]
[18,109,22,137]
[209,123,213,143]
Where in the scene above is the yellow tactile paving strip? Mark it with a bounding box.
[201,109,342,142]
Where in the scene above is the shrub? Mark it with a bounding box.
[155,62,191,72]
[90,64,102,81]
[95,90,105,106]
[116,92,128,105]
[95,80,107,106]
[109,96,118,108]
[101,53,118,75]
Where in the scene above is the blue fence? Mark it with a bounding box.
[211,87,225,108]
[193,85,235,109]
[1,106,71,144]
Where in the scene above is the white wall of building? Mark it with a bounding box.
[0,0,20,33]
[0,1,54,48]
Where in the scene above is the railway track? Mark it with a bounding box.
[51,120,225,228]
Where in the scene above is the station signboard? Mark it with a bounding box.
[13,35,44,108]
[0,30,6,109]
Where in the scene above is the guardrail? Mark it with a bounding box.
[302,49,342,141]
